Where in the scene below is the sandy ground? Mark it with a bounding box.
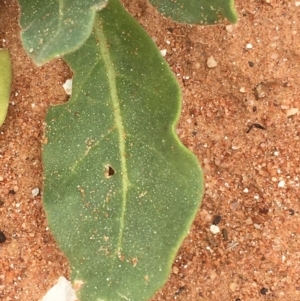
[1,0,300,300]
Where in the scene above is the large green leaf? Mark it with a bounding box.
[43,0,203,300]
[0,49,11,127]
[148,0,238,24]
[18,0,108,65]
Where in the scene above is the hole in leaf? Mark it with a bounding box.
[105,165,115,178]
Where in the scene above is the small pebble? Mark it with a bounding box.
[32,188,40,197]
[173,266,179,274]
[254,84,266,99]
[260,287,268,295]
[254,224,261,230]
[278,180,285,188]
[0,231,6,243]
[0,200,4,206]
[245,217,253,225]
[222,228,228,241]
[62,79,72,95]
[240,87,246,93]
[210,225,220,234]
[212,215,222,225]
[245,43,253,49]
[248,61,254,67]
[229,282,237,292]
[207,56,218,68]
[160,49,167,57]
[286,107,298,117]
[225,24,235,32]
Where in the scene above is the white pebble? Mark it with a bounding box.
[245,43,253,49]
[278,180,285,188]
[243,187,249,193]
[207,56,218,68]
[32,188,40,197]
[41,276,77,301]
[225,24,235,32]
[295,2,300,6]
[240,87,246,93]
[160,49,167,57]
[63,79,72,95]
[210,225,220,235]
[286,107,298,117]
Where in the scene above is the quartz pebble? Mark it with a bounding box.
[160,49,167,57]
[226,24,235,32]
[63,79,72,95]
[41,276,77,301]
[207,56,218,68]
[32,188,40,197]
[286,108,298,117]
[210,224,220,234]
[229,282,237,292]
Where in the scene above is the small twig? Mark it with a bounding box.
[246,123,266,133]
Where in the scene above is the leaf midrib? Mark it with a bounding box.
[94,16,129,257]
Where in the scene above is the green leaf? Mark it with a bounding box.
[0,49,11,127]
[148,0,238,25]
[18,0,108,65]
[43,0,203,300]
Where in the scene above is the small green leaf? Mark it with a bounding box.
[148,0,238,25]
[18,0,108,65]
[0,49,11,127]
[43,0,203,300]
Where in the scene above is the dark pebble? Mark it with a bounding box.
[0,200,4,206]
[212,215,221,225]
[222,228,228,241]
[260,287,268,295]
[289,209,295,216]
[9,190,16,195]
[0,231,6,243]
[248,61,254,67]
[235,299,242,301]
